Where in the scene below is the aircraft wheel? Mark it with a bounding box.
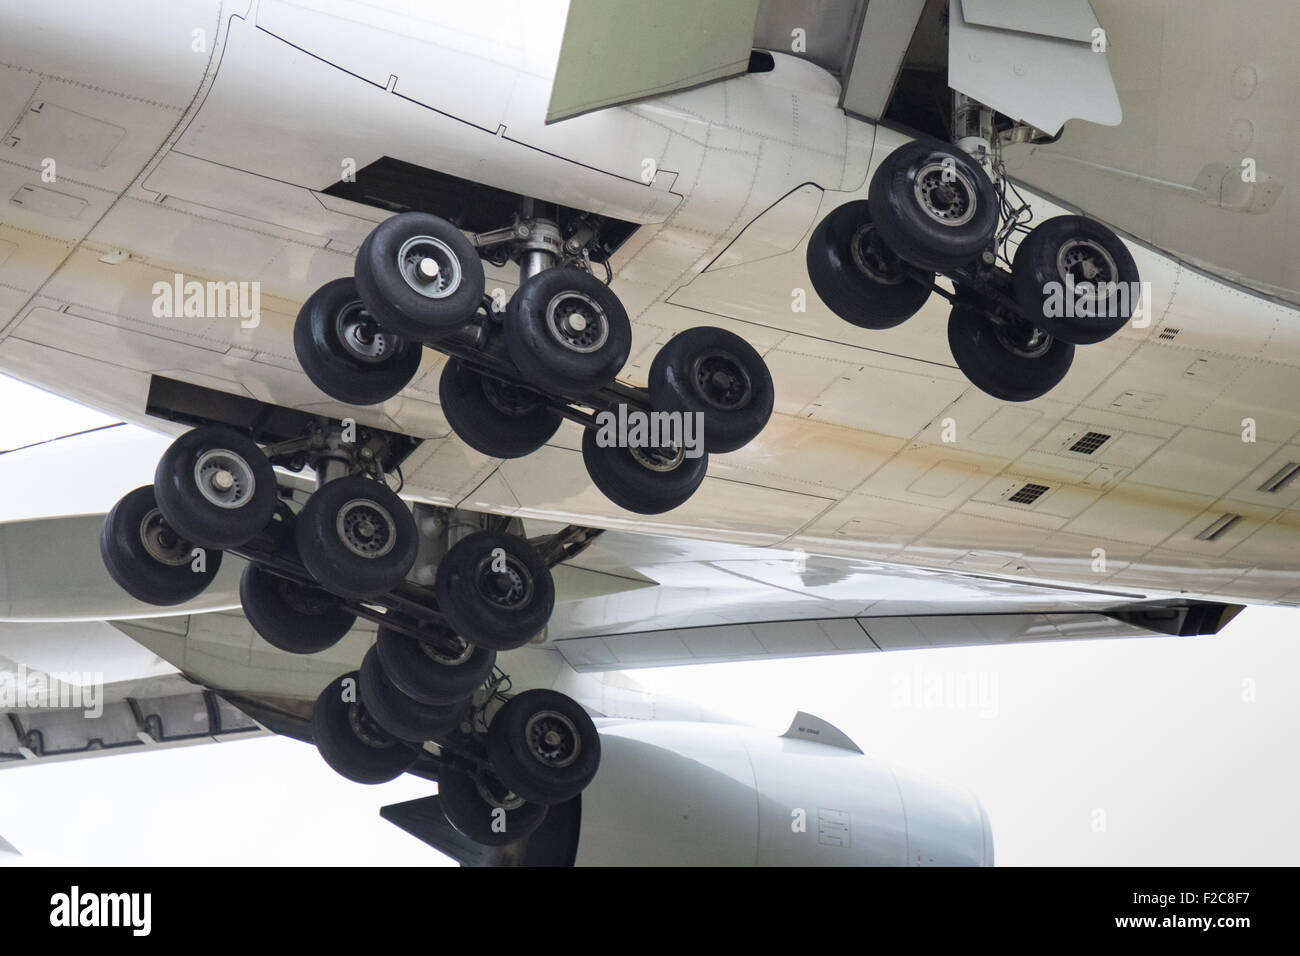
[648,326,774,454]
[375,624,496,706]
[294,277,424,406]
[869,141,999,272]
[100,486,221,606]
[1012,215,1140,345]
[312,672,417,784]
[358,646,464,742]
[154,426,278,550]
[438,767,547,846]
[581,424,708,514]
[948,304,1074,402]
[434,531,554,652]
[505,267,631,395]
[486,688,601,806]
[355,212,485,341]
[239,563,356,654]
[806,200,934,328]
[438,358,561,459]
[295,475,418,600]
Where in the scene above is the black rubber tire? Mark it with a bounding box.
[154,426,278,550]
[806,200,934,328]
[648,326,774,454]
[486,689,601,806]
[948,304,1075,403]
[438,767,547,847]
[295,475,418,600]
[581,424,708,514]
[240,563,356,654]
[1012,215,1140,345]
[294,276,424,405]
[100,485,221,606]
[358,646,463,743]
[354,212,485,341]
[311,671,417,784]
[505,267,631,395]
[434,531,554,652]
[438,358,561,458]
[868,141,999,272]
[375,624,496,705]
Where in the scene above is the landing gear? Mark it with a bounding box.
[358,646,464,743]
[437,358,561,459]
[100,485,221,606]
[295,474,418,600]
[374,624,496,705]
[806,200,933,329]
[293,277,423,406]
[239,562,356,655]
[434,531,555,651]
[291,196,777,514]
[504,267,631,395]
[353,212,485,340]
[947,304,1074,403]
[153,426,277,550]
[648,326,774,454]
[1012,215,1140,345]
[581,424,708,514]
[311,671,417,784]
[807,131,1139,402]
[486,689,601,806]
[437,766,547,846]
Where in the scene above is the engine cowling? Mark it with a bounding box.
[572,718,993,866]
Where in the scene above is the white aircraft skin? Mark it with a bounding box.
[0,1,1286,863]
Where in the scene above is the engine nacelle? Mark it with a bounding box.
[573,719,993,866]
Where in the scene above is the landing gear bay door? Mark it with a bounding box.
[949,0,1122,134]
[545,0,761,123]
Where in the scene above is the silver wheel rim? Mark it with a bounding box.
[913,161,977,228]
[193,449,256,510]
[690,349,752,411]
[630,444,685,473]
[423,635,475,667]
[138,508,192,566]
[544,291,609,354]
[1056,239,1119,311]
[475,773,526,811]
[524,709,580,769]
[995,322,1054,360]
[335,301,395,363]
[335,499,397,559]
[850,222,906,286]
[474,553,533,609]
[397,235,462,299]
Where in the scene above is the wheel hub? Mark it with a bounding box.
[475,554,533,609]
[348,702,397,749]
[193,449,256,510]
[630,444,685,473]
[994,320,1054,360]
[1057,239,1119,311]
[335,499,397,559]
[544,291,608,354]
[397,235,463,299]
[480,375,543,418]
[849,222,907,285]
[335,302,394,364]
[524,709,580,768]
[913,161,977,228]
[138,509,192,566]
[691,350,752,410]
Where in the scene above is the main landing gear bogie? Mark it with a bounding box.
[294,203,776,515]
[100,418,600,839]
[807,137,1141,403]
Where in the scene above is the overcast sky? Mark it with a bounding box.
[1,374,1297,866]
